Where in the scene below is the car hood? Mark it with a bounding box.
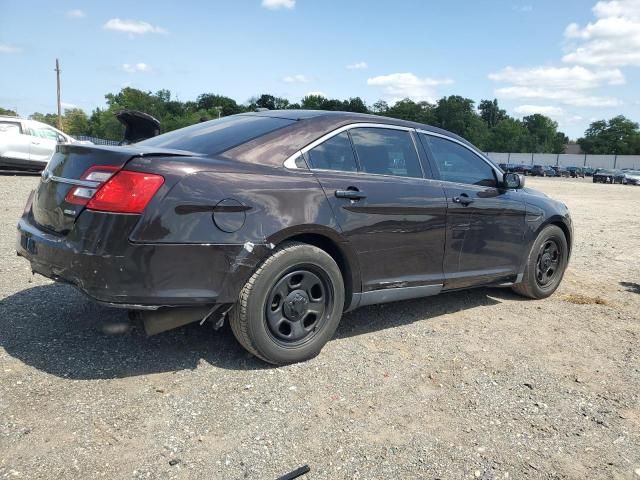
[521,187,549,199]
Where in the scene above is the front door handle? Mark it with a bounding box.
[335,188,366,200]
[452,193,474,206]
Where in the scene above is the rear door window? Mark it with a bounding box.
[306,131,358,172]
[350,127,422,178]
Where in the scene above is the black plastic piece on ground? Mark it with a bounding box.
[276,465,310,480]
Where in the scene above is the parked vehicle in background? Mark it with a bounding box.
[593,169,626,184]
[531,165,556,177]
[567,166,585,178]
[15,110,573,365]
[622,170,640,185]
[552,166,570,178]
[583,167,594,176]
[518,164,532,176]
[0,116,91,172]
[499,164,531,175]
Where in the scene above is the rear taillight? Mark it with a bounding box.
[86,170,164,214]
[64,165,120,206]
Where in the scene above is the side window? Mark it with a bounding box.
[350,128,422,178]
[422,134,496,187]
[0,121,21,135]
[306,131,358,172]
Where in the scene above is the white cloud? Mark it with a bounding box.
[304,91,327,97]
[489,65,623,107]
[513,105,584,126]
[262,0,295,10]
[346,61,368,70]
[123,63,151,73]
[367,72,453,103]
[514,105,564,116]
[513,4,533,12]
[496,86,621,107]
[65,9,85,18]
[61,102,78,109]
[562,0,640,66]
[489,65,624,89]
[282,74,309,83]
[104,18,167,35]
[0,44,20,53]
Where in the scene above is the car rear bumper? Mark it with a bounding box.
[16,210,270,309]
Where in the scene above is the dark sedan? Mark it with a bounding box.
[551,166,570,178]
[16,110,573,364]
[531,165,556,177]
[567,166,585,178]
[593,168,625,183]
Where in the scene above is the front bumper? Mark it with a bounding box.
[16,210,269,309]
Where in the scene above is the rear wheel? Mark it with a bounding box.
[512,225,568,299]
[230,242,344,365]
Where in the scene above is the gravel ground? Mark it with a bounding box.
[0,175,639,480]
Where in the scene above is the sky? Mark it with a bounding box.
[1,0,639,139]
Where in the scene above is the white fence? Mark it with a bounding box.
[485,153,640,169]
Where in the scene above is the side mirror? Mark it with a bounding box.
[503,172,525,189]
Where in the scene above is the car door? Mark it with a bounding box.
[0,120,31,163]
[28,126,60,163]
[304,125,447,295]
[418,132,527,289]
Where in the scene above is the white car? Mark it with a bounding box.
[0,116,90,172]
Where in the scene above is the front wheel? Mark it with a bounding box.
[512,225,568,299]
[230,242,345,365]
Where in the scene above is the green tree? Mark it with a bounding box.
[384,98,435,124]
[196,93,243,116]
[343,97,368,113]
[371,100,389,114]
[486,118,528,152]
[578,116,640,154]
[0,107,17,116]
[434,96,489,149]
[301,94,326,109]
[478,99,507,128]
[63,108,89,136]
[30,112,59,127]
[522,114,565,153]
[255,94,276,110]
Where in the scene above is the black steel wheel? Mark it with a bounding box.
[265,267,334,346]
[230,242,344,365]
[535,239,562,287]
[513,225,568,299]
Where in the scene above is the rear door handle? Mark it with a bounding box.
[335,188,366,200]
[452,193,474,206]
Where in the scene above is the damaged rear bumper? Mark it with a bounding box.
[16,211,270,309]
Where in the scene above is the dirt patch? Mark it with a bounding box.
[561,293,611,305]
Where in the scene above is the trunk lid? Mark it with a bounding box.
[116,110,161,144]
[31,143,193,234]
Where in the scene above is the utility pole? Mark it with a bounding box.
[55,58,62,130]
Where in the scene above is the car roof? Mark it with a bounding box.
[222,109,492,168]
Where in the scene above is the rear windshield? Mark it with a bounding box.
[137,115,295,155]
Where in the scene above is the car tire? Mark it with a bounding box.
[512,225,568,299]
[229,241,345,365]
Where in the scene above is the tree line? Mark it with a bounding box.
[2,88,639,154]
